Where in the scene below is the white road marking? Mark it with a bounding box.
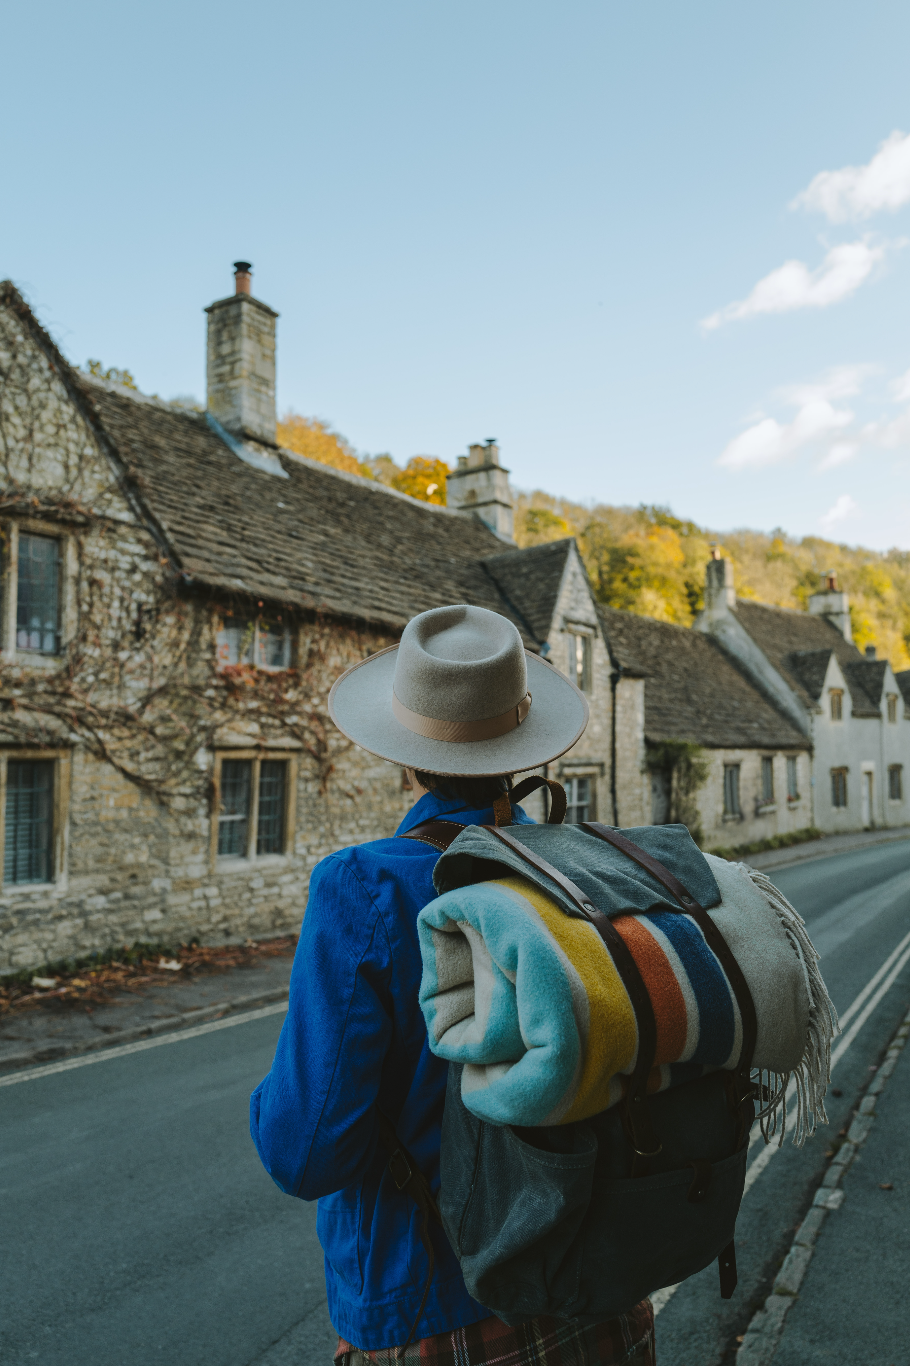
[654,928,910,1318]
[0,1000,289,1088]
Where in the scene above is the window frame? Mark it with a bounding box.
[564,624,594,694]
[211,749,298,869]
[786,755,800,803]
[564,773,595,824]
[888,764,903,802]
[0,748,71,892]
[1,521,76,662]
[760,755,775,807]
[215,611,294,672]
[829,688,844,722]
[723,763,742,819]
[887,694,899,724]
[831,767,849,809]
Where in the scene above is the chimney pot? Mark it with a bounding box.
[865,644,877,659]
[825,569,837,591]
[234,261,253,295]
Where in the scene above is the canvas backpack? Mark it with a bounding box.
[394,775,764,1329]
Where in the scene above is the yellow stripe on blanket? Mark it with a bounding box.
[493,876,638,1123]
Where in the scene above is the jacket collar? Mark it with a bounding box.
[395,789,533,836]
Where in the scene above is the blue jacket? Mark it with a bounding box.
[250,791,536,1350]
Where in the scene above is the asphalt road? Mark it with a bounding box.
[2,840,909,1366]
[656,839,910,1366]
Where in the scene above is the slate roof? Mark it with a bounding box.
[598,606,809,750]
[71,376,548,639]
[483,540,573,642]
[733,598,879,715]
[896,670,910,711]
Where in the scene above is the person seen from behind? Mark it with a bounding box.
[250,603,656,1365]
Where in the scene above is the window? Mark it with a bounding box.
[830,689,843,721]
[5,760,53,884]
[723,764,741,817]
[831,767,848,808]
[216,614,292,670]
[565,776,593,824]
[787,756,799,802]
[889,765,903,801]
[568,633,592,693]
[17,533,60,654]
[215,754,291,860]
[761,756,775,804]
[887,694,899,723]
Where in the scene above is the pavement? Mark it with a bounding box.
[742,823,910,872]
[0,952,294,1073]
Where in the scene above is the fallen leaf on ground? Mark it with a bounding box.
[31,977,58,989]
[879,1183,894,1190]
[70,979,89,988]
[157,959,183,971]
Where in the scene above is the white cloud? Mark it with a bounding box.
[793,131,910,223]
[781,364,873,407]
[719,397,853,469]
[816,442,858,472]
[819,494,858,531]
[702,240,889,330]
[890,368,910,404]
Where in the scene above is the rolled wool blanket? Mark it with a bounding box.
[418,854,835,1142]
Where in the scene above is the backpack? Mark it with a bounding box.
[393,776,824,1335]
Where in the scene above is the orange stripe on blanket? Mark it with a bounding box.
[613,914,688,1065]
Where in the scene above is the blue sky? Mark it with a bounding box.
[4,1,910,549]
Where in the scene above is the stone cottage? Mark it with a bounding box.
[695,554,910,833]
[0,266,632,972]
[598,604,812,850]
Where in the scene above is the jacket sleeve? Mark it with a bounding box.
[249,852,393,1200]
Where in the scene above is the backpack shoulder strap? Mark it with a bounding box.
[375,1109,441,1358]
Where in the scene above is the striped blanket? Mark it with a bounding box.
[417,853,835,1143]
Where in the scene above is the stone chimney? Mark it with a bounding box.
[205,262,278,445]
[703,549,736,614]
[808,570,853,641]
[445,440,514,543]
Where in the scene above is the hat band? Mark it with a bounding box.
[392,691,532,742]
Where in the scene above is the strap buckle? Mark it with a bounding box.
[388,1147,413,1192]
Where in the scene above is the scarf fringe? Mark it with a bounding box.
[743,867,839,1147]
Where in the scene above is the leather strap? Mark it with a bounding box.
[481,824,661,1164]
[396,819,466,852]
[509,775,567,825]
[581,824,759,1094]
[718,1239,738,1299]
[375,1110,441,1357]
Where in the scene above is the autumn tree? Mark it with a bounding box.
[276,412,372,477]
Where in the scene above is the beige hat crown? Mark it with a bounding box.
[328,602,588,776]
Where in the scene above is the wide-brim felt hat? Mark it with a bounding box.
[328,603,589,776]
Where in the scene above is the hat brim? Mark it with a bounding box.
[328,645,589,776]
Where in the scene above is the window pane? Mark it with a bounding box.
[761,757,774,802]
[218,759,251,856]
[889,766,903,800]
[830,691,843,721]
[724,765,741,816]
[17,534,60,654]
[259,621,291,669]
[888,695,898,723]
[565,776,591,824]
[217,618,255,666]
[257,761,287,853]
[5,760,53,884]
[831,769,848,808]
[787,757,799,800]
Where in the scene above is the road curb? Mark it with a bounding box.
[735,1005,910,1364]
[744,827,910,872]
[0,985,292,1075]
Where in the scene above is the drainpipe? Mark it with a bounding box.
[610,667,621,826]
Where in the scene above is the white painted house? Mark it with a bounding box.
[695,556,910,833]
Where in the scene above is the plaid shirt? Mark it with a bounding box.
[334,1302,655,1366]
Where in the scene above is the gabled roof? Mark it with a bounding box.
[895,670,910,710]
[483,539,574,642]
[599,606,809,750]
[68,374,547,638]
[843,659,887,715]
[733,598,878,715]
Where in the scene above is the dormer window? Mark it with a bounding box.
[216,613,292,670]
[887,694,899,723]
[830,689,843,721]
[566,628,592,693]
